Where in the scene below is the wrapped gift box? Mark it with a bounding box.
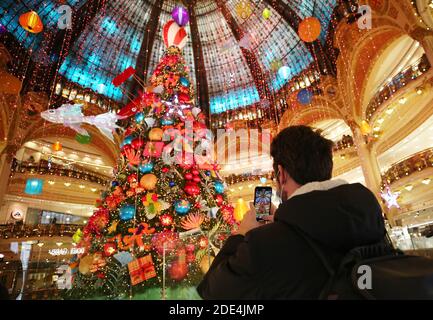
[127,254,157,285]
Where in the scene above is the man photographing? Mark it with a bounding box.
[197,125,386,299]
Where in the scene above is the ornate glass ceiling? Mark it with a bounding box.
[0,0,339,114]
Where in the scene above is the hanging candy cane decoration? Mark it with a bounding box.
[163,20,188,50]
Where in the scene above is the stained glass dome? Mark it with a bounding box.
[0,0,338,116]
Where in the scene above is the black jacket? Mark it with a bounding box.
[197,183,386,299]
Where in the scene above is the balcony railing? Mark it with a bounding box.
[10,160,111,186]
[0,223,81,239]
[381,148,433,186]
[366,54,431,122]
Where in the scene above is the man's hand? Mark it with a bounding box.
[237,202,261,236]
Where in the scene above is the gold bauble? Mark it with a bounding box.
[78,254,94,275]
[149,128,164,141]
[200,255,215,274]
[140,174,158,191]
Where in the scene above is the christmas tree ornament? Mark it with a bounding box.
[78,255,94,275]
[163,20,188,50]
[52,141,62,151]
[215,194,224,206]
[113,251,133,266]
[298,17,322,43]
[135,112,145,123]
[152,231,179,256]
[172,6,190,26]
[181,212,204,230]
[128,255,157,285]
[103,242,117,257]
[179,77,190,87]
[72,229,83,244]
[235,0,252,20]
[140,174,158,190]
[160,214,174,226]
[297,89,313,105]
[131,137,145,149]
[138,162,154,174]
[169,259,188,281]
[160,116,174,126]
[112,181,119,187]
[214,181,225,194]
[199,236,209,249]
[119,204,136,221]
[262,8,271,19]
[184,182,200,196]
[174,200,192,215]
[169,181,175,187]
[122,135,135,146]
[19,10,44,33]
[149,128,164,141]
[199,255,214,274]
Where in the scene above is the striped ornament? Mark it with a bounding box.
[163,20,188,50]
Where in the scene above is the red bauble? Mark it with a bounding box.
[131,138,144,149]
[191,169,199,176]
[169,260,188,281]
[215,194,224,206]
[178,93,191,103]
[162,167,170,173]
[184,172,193,180]
[103,242,117,257]
[193,176,201,183]
[184,182,200,196]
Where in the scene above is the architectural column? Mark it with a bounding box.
[410,28,433,67]
[352,126,382,197]
[0,151,13,210]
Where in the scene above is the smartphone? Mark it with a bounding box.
[254,186,272,221]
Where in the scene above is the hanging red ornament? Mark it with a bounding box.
[131,137,144,149]
[186,252,195,264]
[112,66,136,87]
[184,182,200,196]
[169,259,188,281]
[215,194,224,206]
[162,167,170,173]
[185,172,193,180]
[121,144,133,155]
[178,92,192,103]
[193,176,201,183]
[127,173,138,184]
[185,243,195,253]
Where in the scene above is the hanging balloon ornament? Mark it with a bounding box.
[262,8,271,20]
[135,112,144,124]
[172,6,190,27]
[163,20,188,50]
[52,141,62,152]
[235,0,253,20]
[278,66,291,81]
[174,200,191,216]
[214,181,225,194]
[75,133,91,144]
[119,204,136,221]
[297,89,313,105]
[19,11,44,34]
[298,17,322,43]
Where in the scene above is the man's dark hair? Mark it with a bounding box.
[270,125,334,185]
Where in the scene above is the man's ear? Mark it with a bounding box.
[277,165,286,185]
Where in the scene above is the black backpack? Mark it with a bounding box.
[292,226,433,300]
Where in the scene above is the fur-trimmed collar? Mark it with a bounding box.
[288,179,349,200]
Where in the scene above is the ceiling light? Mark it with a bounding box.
[385,108,394,115]
[48,180,55,185]
[0,253,4,259]
[64,182,71,187]
[79,185,85,189]
[422,178,431,185]
[417,88,423,95]
[91,188,97,192]
[377,118,384,124]
[398,97,407,104]
[404,185,413,191]
[83,220,87,224]
[37,242,44,247]
[56,242,63,247]
[373,127,381,132]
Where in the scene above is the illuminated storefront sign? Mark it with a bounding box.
[48,247,84,256]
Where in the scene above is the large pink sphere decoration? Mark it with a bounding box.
[163,20,188,50]
[172,6,189,27]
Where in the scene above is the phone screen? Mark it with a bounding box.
[254,187,272,221]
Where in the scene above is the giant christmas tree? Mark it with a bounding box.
[64,19,236,300]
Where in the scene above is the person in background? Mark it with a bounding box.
[197,125,386,299]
